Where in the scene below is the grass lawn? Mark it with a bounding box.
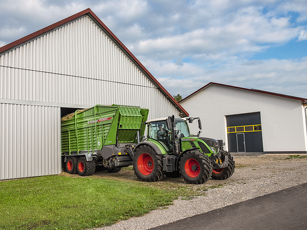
[0,175,188,230]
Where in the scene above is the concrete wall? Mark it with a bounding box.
[181,84,307,152]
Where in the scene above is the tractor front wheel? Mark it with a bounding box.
[179,150,212,184]
[212,153,235,180]
[133,145,163,182]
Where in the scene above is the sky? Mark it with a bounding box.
[0,0,307,99]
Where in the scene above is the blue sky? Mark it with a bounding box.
[0,0,307,98]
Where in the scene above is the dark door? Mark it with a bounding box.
[236,133,246,152]
[227,112,263,153]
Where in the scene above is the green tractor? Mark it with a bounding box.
[133,115,235,184]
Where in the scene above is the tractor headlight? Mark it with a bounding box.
[210,147,216,153]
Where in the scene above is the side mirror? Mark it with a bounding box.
[166,116,173,130]
[198,118,202,130]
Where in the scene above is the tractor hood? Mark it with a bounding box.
[198,137,219,149]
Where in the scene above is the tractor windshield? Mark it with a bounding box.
[174,119,190,138]
[148,120,172,150]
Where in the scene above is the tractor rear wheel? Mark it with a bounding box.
[133,145,163,182]
[77,157,96,176]
[179,150,212,184]
[65,157,77,174]
[212,153,235,180]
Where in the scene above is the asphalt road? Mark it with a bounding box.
[150,182,307,230]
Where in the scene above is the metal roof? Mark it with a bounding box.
[180,82,307,104]
[0,8,189,117]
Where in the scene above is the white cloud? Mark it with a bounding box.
[156,57,307,98]
[0,41,6,47]
[298,30,307,41]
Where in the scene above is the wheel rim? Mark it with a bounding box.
[212,168,224,174]
[185,158,200,178]
[78,162,85,172]
[137,153,154,175]
[67,161,73,171]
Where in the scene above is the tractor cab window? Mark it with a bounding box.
[148,121,172,150]
[174,119,190,138]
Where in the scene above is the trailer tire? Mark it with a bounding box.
[65,157,77,174]
[212,154,235,180]
[107,167,121,173]
[77,157,96,176]
[179,150,212,184]
[133,145,163,182]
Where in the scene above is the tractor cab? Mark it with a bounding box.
[146,117,190,152]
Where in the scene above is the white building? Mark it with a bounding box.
[180,82,307,154]
[0,8,188,180]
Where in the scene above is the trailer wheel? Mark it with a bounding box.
[212,154,235,180]
[107,167,121,173]
[133,145,163,182]
[77,157,96,176]
[179,150,212,184]
[65,157,77,174]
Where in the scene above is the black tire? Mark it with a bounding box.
[77,157,96,176]
[106,167,121,173]
[212,153,235,180]
[165,171,180,178]
[179,150,212,184]
[65,157,77,174]
[133,145,163,182]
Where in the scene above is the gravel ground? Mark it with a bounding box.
[95,154,307,230]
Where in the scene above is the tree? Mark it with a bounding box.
[173,94,182,102]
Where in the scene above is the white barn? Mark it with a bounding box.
[0,8,188,180]
[180,82,307,154]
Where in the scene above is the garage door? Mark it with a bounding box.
[226,112,263,153]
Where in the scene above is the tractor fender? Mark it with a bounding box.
[134,141,164,155]
[178,148,199,162]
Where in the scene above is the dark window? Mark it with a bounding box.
[254,125,262,131]
[245,126,253,131]
[228,127,235,133]
[236,127,244,132]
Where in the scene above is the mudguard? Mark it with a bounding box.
[134,141,167,155]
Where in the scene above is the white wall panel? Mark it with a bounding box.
[0,103,61,180]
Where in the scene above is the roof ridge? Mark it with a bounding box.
[180,82,307,103]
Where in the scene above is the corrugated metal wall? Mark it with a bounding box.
[0,15,179,119]
[0,103,61,180]
[0,15,180,180]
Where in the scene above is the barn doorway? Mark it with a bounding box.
[226,112,263,153]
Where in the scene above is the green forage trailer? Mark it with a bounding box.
[61,104,148,176]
